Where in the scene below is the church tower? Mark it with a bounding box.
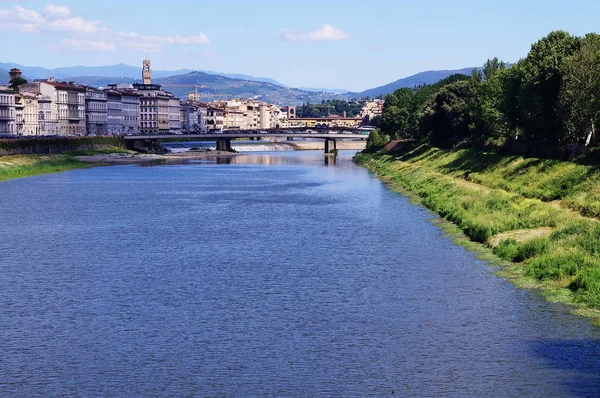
[142,59,152,85]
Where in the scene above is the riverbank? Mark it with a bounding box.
[355,145,600,323]
[0,149,241,182]
[0,154,94,182]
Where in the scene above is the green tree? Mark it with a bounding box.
[9,77,27,92]
[420,81,477,148]
[560,33,600,146]
[365,129,390,152]
[483,57,507,81]
[517,30,581,147]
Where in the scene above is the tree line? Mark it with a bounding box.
[370,31,600,157]
[296,100,363,118]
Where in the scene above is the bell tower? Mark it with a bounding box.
[142,59,152,85]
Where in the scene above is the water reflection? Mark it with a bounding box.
[185,150,355,167]
[324,153,337,166]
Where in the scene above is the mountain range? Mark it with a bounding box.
[349,68,476,98]
[0,61,478,104]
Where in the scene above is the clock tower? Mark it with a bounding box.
[142,59,152,85]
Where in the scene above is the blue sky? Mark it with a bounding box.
[1,0,599,91]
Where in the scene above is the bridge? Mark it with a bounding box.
[124,129,368,154]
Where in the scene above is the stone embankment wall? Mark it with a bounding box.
[0,137,126,156]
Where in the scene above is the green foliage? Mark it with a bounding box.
[379,74,470,140]
[495,238,549,262]
[357,145,600,308]
[516,31,581,147]
[560,33,600,146]
[9,77,27,92]
[0,155,92,182]
[378,30,600,156]
[296,100,363,118]
[365,130,390,153]
[420,81,477,148]
[63,147,132,156]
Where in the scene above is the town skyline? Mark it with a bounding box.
[2,0,600,91]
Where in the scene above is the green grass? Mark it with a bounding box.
[0,155,94,182]
[63,147,133,156]
[355,146,600,313]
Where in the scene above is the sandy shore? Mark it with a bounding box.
[76,150,239,164]
[290,141,366,150]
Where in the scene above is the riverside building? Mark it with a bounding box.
[0,86,16,135]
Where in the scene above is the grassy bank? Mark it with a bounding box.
[0,155,94,182]
[63,147,133,156]
[355,145,600,320]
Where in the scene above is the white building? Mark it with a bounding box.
[168,97,181,132]
[0,87,16,135]
[85,88,108,136]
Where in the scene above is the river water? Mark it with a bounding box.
[1,151,600,397]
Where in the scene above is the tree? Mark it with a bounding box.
[517,31,581,147]
[9,77,27,92]
[365,129,390,153]
[483,57,507,81]
[560,33,600,146]
[420,81,477,148]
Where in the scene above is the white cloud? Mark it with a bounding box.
[118,31,210,45]
[281,24,350,42]
[48,17,103,34]
[0,4,212,53]
[0,5,45,23]
[44,4,71,18]
[60,38,116,51]
[0,5,100,34]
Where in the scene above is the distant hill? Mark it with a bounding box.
[53,71,338,105]
[299,87,349,94]
[152,72,337,104]
[0,62,289,87]
[352,68,475,98]
[203,71,286,87]
[0,68,9,84]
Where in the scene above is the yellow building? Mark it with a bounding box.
[280,117,362,129]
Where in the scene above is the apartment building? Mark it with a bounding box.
[168,97,181,132]
[206,106,225,131]
[49,82,86,136]
[157,94,170,132]
[105,90,124,135]
[119,88,141,135]
[20,93,41,136]
[0,87,16,135]
[85,88,108,136]
[15,94,24,135]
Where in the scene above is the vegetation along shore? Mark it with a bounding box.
[356,30,600,321]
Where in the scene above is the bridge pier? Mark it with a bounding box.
[324,138,337,154]
[216,138,232,152]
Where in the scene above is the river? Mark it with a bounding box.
[0,150,599,397]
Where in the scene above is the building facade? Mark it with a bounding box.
[37,95,56,136]
[0,87,16,135]
[120,90,141,135]
[206,107,225,131]
[168,97,181,132]
[85,88,108,136]
[105,90,124,135]
[20,93,40,136]
[51,82,86,136]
